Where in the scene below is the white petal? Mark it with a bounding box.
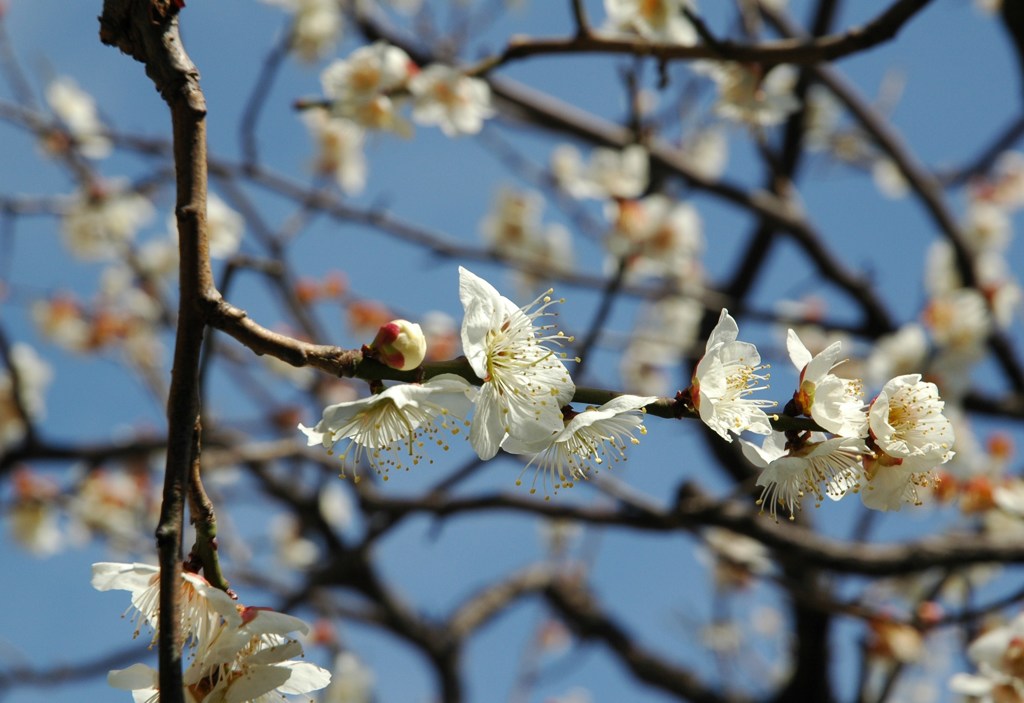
[469,385,507,460]
[91,562,157,593]
[458,267,503,378]
[804,340,843,381]
[223,665,293,703]
[948,672,994,696]
[276,660,333,694]
[108,663,158,691]
[705,308,738,351]
[786,329,812,371]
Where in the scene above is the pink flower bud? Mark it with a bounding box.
[370,319,427,371]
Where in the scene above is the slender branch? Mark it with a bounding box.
[569,0,591,38]
[239,35,288,168]
[100,1,213,700]
[185,417,230,592]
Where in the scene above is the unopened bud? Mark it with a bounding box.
[370,319,427,371]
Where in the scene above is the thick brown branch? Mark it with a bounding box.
[449,566,557,639]
[472,0,932,72]
[544,577,749,703]
[361,489,1024,576]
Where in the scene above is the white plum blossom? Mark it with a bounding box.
[607,195,705,288]
[68,468,157,551]
[869,375,955,471]
[872,158,909,199]
[551,143,649,200]
[786,329,867,438]
[9,470,63,556]
[702,527,772,589]
[697,62,800,127]
[923,238,963,297]
[924,287,992,355]
[204,632,330,702]
[459,267,575,460]
[62,184,154,261]
[110,611,330,703]
[321,42,414,132]
[974,150,1024,210]
[271,512,320,569]
[949,612,1024,702]
[263,0,343,61]
[680,126,728,179]
[742,432,867,521]
[303,108,367,194]
[299,374,477,478]
[45,77,111,159]
[31,295,91,352]
[205,193,245,259]
[1,344,53,451]
[864,323,928,389]
[603,0,698,45]
[91,562,229,647]
[409,64,494,136]
[691,309,774,441]
[504,394,656,496]
[861,374,954,511]
[964,200,1012,252]
[96,562,331,703]
[479,187,574,293]
[107,663,166,703]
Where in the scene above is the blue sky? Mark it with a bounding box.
[2,1,1024,702]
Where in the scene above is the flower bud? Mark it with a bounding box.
[369,319,426,371]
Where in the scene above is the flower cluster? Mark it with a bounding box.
[950,611,1024,701]
[299,267,958,512]
[479,186,573,295]
[319,41,493,138]
[93,562,331,702]
[303,41,492,192]
[301,268,656,495]
[687,312,955,519]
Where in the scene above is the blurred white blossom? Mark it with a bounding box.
[409,64,494,136]
[552,143,649,200]
[321,41,414,133]
[304,108,367,194]
[698,62,799,127]
[45,77,111,159]
[1,344,52,451]
[61,184,154,261]
[263,0,343,61]
[603,0,698,45]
